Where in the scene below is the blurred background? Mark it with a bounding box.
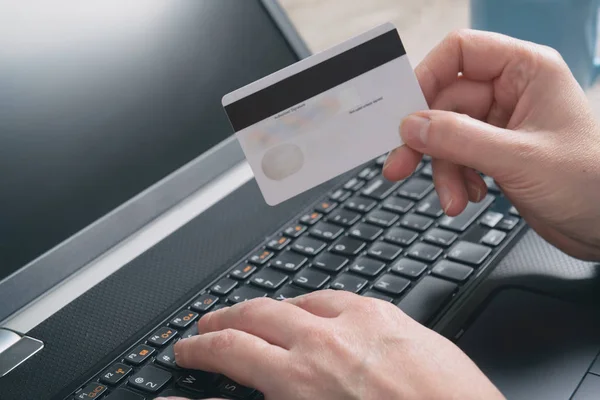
[280,0,600,115]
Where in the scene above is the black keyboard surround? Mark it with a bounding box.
[67,155,526,400]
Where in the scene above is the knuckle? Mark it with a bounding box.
[445,28,470,45]
[235,297,270,321]
[210,328,238,353]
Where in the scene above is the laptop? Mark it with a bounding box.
[1,1,599,399]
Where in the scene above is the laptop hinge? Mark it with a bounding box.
[0,328,44,378]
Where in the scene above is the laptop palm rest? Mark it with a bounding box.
[456,288,600,400]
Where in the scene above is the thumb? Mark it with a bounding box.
[399,110,531,177]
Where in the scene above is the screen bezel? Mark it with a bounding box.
[0,0,311,323]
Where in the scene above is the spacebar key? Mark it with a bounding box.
[438,194,495,232]
[397,276,457,324]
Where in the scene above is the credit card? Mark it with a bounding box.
[222,22,428,205]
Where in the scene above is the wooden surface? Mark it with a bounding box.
[279,0,600,115]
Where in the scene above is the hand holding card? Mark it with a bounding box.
[222,22,428,205]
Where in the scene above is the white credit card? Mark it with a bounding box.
[222,22,428,206]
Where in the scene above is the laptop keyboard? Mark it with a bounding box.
[68,155,523,400]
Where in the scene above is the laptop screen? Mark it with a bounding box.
[0,1,299,280]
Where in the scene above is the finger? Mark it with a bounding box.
[399,110,531,177]
[463,168,488,203]
[197,297,318,348]
[431,159,469,216]
[421,78,494,214]
[283,289,358,318]
[382,145,422,181]
[415,29,538,106]
[430,77,495,120]
[174,328,287,390]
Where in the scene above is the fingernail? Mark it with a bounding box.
[438,185,453,214]
[382,148,398,171]
[400,115,430,147]
[469,182,482,202]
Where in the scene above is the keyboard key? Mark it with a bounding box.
[375,154,388,166]
[74,383,107,399]
[397,178,434,200]
[181,324,198,339]
[447,241,492,266]
[483,176,500,192]
[292,236,327,256]
[399,213,434,232]
[423,228,458,247]
[362,291,393,302]
[125,344,155,365]
[270,251,307,272]
[248,249,274,265]
[479,211,504,228]
[420,162,433,177]
[373,274,410,296]
[345,196,377,213]
[218,377,255,399]
[367,242,402,261]
[212,304,229,312]
[283,223,307,238]
[383,227,418,246]
[438,195,494,232]
[328,209,361,227]
[190,294,219,312]
[331,236,366,256]
[390,258,428,279]
[156,389,191,399]
[169,310,198,329]
[497,216,519,231]
[177,370,216,394]
[358,166,380,180]
[227,286,268,304]
[100,363,132,385]
[330,189,352,202]
[382,196,414,214]
[211,278,238,295]
[230,263,257,280]
[273,285,307,300]
[344,177,361,190]
[349,257,386,277]
[315,200,338,214]
[361,177,401,200]
[349,222,383,241]
[509,206,520,216]
[330,273,369,293]
[128,365,171,393]
[432,260,474,282]
[300,211,323,225]
[415,192,444,218]
[481,229,507,246]
[350,179,366,191]
[266,236,291,251]
[406,242,443,262]
[366,209,399,227]
[312,252,349,272]
[104,388,144,400]
[310,222,344,241]
[293,268,331,290]
[148,326,177,347]
[397,276,457,324]
[155,344,178,369]
[250,268,288,290]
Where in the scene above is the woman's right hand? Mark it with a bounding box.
[383,29,600,261]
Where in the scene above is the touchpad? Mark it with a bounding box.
[456,288,600,400]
